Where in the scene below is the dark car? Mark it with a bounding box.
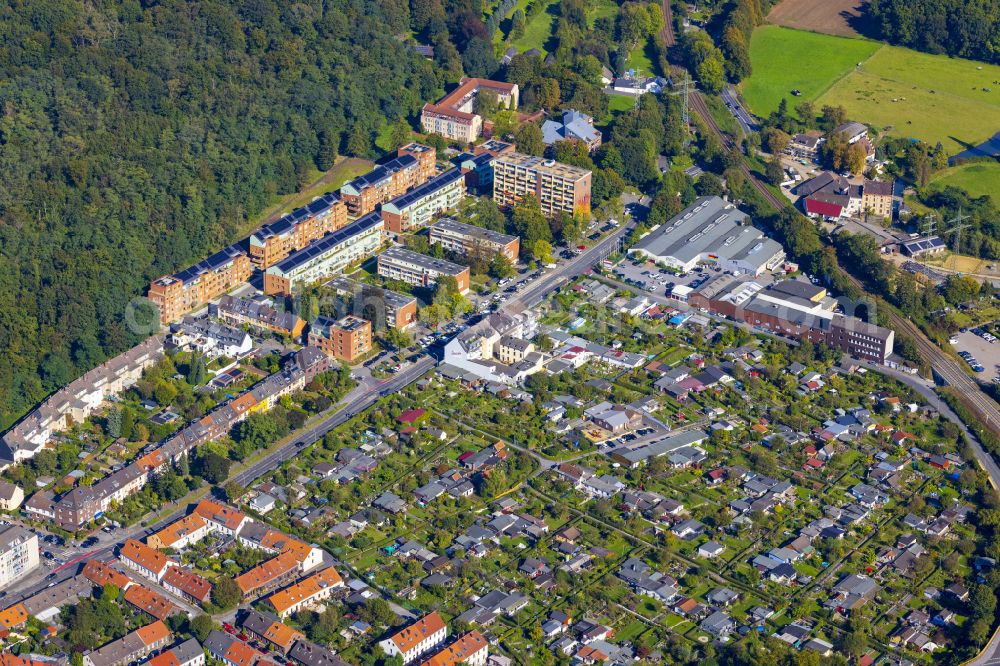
[82,537,99,547]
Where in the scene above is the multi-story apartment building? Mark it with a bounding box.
[148,244,252,324]
[0,526,39,589]
[211,295,305,338]
[421,78,519,143]
[264,213,385,296]
[339,154,427,218]
[380,612,449,665]
[399,143,438,182]
[861,179,894,219]
[381,168,466,235]
[307,315,373,363]
[429,217,520,261]
[247,193,348,269]
[326,277,419,330]
[492,153,592,218]
[1,336,163,466]
[457,139,516,195]
[377,247,471,294]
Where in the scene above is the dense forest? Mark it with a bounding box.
[867,0,1000,63]
[0,0,446,430]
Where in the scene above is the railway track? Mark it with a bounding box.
[683,66,1000,440]
[659,0,676,47]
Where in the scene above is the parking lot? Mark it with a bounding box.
[951,328,1000,380]
[609,257,778,300]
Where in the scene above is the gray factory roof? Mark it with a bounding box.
[630,196,782,270]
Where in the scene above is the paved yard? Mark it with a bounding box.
[950,330,1000,380]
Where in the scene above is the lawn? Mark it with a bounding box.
[816,45,1000,154]
[587,0,619,27]
[508,0,560,53]
[742,25,881,116]
[627,37,658,77]
[928,161,1000,199]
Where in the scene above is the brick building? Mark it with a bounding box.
[307,315,373,363]
[247,193,348,269]
[429,217,519,262]
[148,244,252,324]
[340,153,429,218]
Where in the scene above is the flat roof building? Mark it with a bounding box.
[492,152,591,218]
[690,276,895,363]
[326,277,419,330]
[264,213,385,296]
[629,196,785,276]
[378,247,471,295]
[381,168,466,235]
[0,525,39,589]
[307,315,373,364]
[429,218,520,261]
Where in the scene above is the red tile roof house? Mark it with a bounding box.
[397,409,427,425]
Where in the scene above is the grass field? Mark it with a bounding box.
[587,0,618,27]
[627,37,658,76]
[816,46,1000,154]
[507,0,560,53]
[744,26,1000,157]
[742,25,880,116]
[929,162,1000,200]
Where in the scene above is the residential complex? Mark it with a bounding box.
[326,277,419,330]
[25,350,326,530]
[0,526,39,589]
[307,315,373,363]
[266,567,343,618]
[377,247,471,294]
[148,244,252,324]
[264,213,385,296]
[339,146,434,218]
[381,168,466,235]
[247,193,348,269]
[0,336,163,466]
[421,78,519,143]
[492,152,592,218]
[689,276,895,362]
[211,294,306,338]
[429,218,520,261]
[629,196,786,277]
[380,611,448,664]
[456,139,516,195]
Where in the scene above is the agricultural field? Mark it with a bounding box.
[744,26,1000,157]
[816,45,1000,154]
[741,26,880,116]
[929,162,1000,200]
[766,0,870,37]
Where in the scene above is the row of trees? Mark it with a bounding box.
[867,0,1000,64]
